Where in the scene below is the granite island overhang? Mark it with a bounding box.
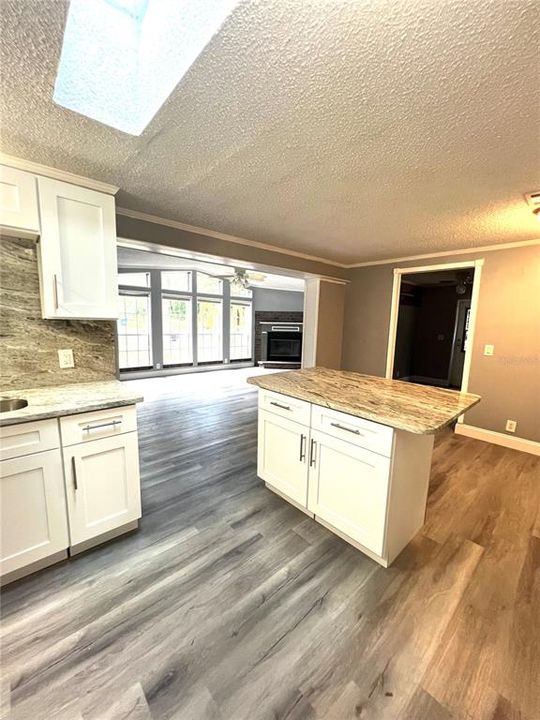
[248,368,481,567]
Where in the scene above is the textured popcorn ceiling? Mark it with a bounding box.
[0,0,539,264]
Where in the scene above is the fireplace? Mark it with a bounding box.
[267,331,302,362]
[258,320,303,367]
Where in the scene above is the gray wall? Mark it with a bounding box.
[315,281,345,369]
[0,237,117,390]
[252,288,304,312]
[341,244,540,442]
[117,214,348,280]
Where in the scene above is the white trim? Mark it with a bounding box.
[0,152,119,195]
[302,278,320,368]
[455,424,540,456]
[117,206,347,268]
[385,260,483,408]
[346,239,540,268]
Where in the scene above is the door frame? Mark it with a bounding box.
[385,259,484,418]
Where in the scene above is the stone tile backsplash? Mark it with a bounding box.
[0,236,117,390]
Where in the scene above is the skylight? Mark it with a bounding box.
[54,0,240,135]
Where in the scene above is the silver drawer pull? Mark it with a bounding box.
[71,456,78,490]
[83,420,122,432]
[330,422,363,436]
[270,401,291,411]
[309,438,317,468]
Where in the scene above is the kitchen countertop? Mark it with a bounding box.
[0,381,144,427]
[248,367,481,434]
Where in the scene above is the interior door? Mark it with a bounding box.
[307,429,390,556]
[63,433,141,545]
[257,409,309,506]
[37,176,118,319]
[0,449,69,575]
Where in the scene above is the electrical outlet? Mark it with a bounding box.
[58,349,74,368]
[483,344,494,356]
[505,419,517,433]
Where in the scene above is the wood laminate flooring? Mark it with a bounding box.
[1,368,538,720]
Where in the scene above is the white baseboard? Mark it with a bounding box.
[454,423,540,456]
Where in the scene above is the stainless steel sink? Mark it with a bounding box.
[0,398,28,413]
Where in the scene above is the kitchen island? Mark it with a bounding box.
[248,368,480,566]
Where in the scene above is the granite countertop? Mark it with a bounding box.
[0,381,144,427]
[248,368,481,434]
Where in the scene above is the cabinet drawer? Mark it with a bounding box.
[258,389,311,426]
[60,405,137,446]
[311,405,393,457]
[0,419,60,460]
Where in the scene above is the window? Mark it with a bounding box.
[117,294,152,369]
[230,284,252,298]
[162,297,192,365]
[197,273,223,295]
[197,299,223,362]
[162,271,191,292]
[118,272,150,287]
[230,302,252,360]
[54,0,240,135]
[117,265,253,374]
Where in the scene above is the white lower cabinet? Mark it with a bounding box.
[64,432,141,545]
[257,410,309,507]
[257,390,434,567]
[307,429,390,556]
[0,449,69,575]
[0,406,142,582]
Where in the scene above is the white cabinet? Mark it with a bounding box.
[257,409,309,507]
[0,406,142,582]
[256,392,435,567]
[0,449,69,576]
[63,431,141,545]
[37,176,118,319]
[307,429,390,556]
[0,164,40,235]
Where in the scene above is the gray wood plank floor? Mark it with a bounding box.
[1,368,538,720]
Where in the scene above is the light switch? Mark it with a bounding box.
[483,344,494,356]
[58,349,74,368]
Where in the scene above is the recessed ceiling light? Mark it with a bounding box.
[53,0,240,135]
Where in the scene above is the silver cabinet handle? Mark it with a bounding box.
[299,434,306,462]
[53,274,59,309]
[83,420,122,432]
[71,456,78,490]
[330,422,363,436]
[309,439,317,468]
[270,401,291,411]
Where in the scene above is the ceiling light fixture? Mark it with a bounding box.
[53,0,240,135]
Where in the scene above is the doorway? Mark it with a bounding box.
[386,261,483,392]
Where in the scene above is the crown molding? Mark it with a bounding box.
[116,207,348,268]
[344,239,540,268]
[0,153,119,195]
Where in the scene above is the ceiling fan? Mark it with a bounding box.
[215,267,267,291]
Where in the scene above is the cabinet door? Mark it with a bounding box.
[257,409,309,507]
[37,176,118,319]
[307,430,390,556]
[0,449,69,576]
[63,432,141,545]
[0,165,40,234]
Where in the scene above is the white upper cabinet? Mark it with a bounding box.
[0,165,40,235]
[37,176,119,319]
